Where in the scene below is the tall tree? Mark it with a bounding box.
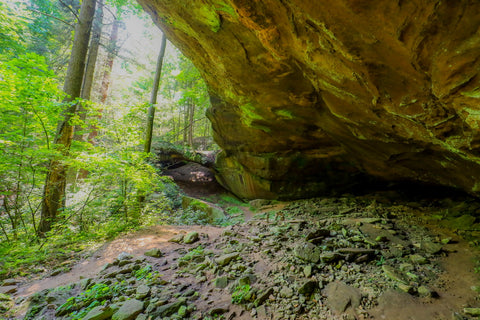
[87,16,122,141]
[144,33,167,154]
[74,0,104,142]
[38,0,97,236]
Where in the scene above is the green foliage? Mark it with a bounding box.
[231,284,253,304]
[0,2,27,55]
[25,0,77,71]
[0,52,63,243]
[218,194,246,206]
[56,282,125,319]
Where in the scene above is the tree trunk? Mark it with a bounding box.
[74,0,103,142]
[187,100,195,148]
[88,17,121,141]
[144,33,167,154]
[38,0,96,236]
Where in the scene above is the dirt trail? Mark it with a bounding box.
[15,225,223,298]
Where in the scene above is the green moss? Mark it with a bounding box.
[212,0,238,19]
[193,2,221,32]
[240,103,263,121]
[275,109,294,119]
[239,103,270,132]
[461,88,480,99]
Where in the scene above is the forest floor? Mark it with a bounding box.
[2,163,480,320]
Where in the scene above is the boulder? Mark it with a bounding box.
[137,0,480,199]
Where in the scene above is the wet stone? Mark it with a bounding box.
[184,231,199,244]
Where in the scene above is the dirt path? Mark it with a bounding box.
[15,225,223,298]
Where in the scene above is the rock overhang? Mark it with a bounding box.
[137,0,480,199]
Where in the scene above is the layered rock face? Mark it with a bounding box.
[138,0,480,199]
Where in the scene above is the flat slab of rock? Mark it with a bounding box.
[215,252,239,266]
[0,286,17,294]
[324,282,361,313]
[83,305,114,320]
[144,248,162,258]
[112,299,144,320]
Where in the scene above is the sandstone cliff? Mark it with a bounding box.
[137,0,480,199]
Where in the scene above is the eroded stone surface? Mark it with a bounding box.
[131,1,480,199]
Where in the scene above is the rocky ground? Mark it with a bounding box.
[2,190,480,320]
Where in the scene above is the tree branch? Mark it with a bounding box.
[58,0,79,21]
[28,8,75,28]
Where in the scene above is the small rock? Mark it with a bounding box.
[154,300,185,317]
[280,286,294,298]
[257,305,267,318]
[117,252,133,261]
[320,252,341,263]
[294,242,321,263]
[238,276,251,286]
[144,248,162,258]
[399,263,414,272]
[382,265,407,285]
[298,280,318,295]
[112,299,144,320]
[409,254,427,264]
[135,314,147,320]
[420,241,443,255]
[215,276,229,289]
[255,288,273,307]
[0,286,16,294]
[177,305,188,317]
[135,285,150,299]
[1,279,19,286]
[397,283,414,294]
[210,305,229,316]
[184,231,199,244]
[305,229,331,243]
[324,282,361,313]
[83,305,114,320]
[417,285,433,297]
[303,265,312,278]
[169,234,184,243]
[215,253,239,266]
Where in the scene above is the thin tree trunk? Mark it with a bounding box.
[38,0,96,236]
[138,34,167,206]
[74,0,103,142]
[187,101,195,148]
[144,33,167,154]
[88,17,120,141]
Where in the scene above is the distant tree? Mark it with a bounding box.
[144,33,167,154]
